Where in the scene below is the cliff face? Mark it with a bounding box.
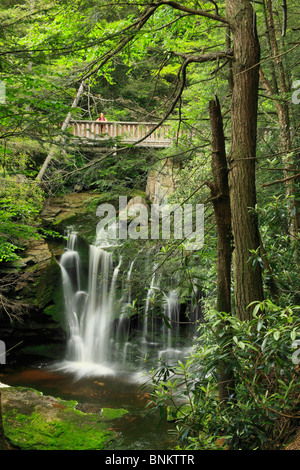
[40,191,104,230]
[0,237,65,364]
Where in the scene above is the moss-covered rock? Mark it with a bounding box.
[40,191,114,241]
[0,237,65,361]
[1,238,62,313]
[2,386,128,450]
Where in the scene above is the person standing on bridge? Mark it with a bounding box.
[96,113,107,122]
[96,112,107,133]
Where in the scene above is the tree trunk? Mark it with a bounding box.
[36,81,85,182]
[226,0,264,320]
[208,95,235,402]
[208,96,232,315]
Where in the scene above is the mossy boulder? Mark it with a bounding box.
[1,385,128,450]
[40,191,104,227]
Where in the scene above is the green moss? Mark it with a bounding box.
[2,387,127,450]
[43,281,65,326]
[131,189,147,199]
[101,407,128,420]
[19,343,64,360]
[4,410,113,450]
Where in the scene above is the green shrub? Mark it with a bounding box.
[148,300,300,450]
[0,177,44,262]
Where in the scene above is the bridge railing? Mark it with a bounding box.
[69,120,174,147]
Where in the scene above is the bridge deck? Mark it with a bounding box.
[69,120,174,147]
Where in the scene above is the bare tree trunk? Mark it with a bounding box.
[208,96,232,315]
[226,0,264,320]
[207,95,234,402]
[36,81,85,182]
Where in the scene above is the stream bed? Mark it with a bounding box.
[1,363,178,450]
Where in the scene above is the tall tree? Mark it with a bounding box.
[36,81,85,181]
[226,0,264,319]
[207,95,234,401]
[80,0,264,319]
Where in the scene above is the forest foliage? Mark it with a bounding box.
[0,0,299,450]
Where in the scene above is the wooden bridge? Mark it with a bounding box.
[69,120,175,148]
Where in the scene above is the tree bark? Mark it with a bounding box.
[208,95,234,402]
[208,96,232,315]
[226,0,264,320]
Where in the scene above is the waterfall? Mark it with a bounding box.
[163,289,180,350]
[158,289,182,361]
[57,229,197,378]
[59,233,82,359]
[81,246,115,364]
[116,258,135,345]
[142,267,158,345]
[58,233,120,376]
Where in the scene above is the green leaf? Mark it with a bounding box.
[261,337,268,351]
[273,331,280,341]
[290,330,297,341]
[257,319,264,332]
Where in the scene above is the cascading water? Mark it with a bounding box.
[56,228,200,378]
[159,289,181,359]
[58,234,116,376]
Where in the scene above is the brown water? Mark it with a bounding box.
[1,365,177,450]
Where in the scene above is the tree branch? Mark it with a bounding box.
[262,173,300,187]
[170,50,233,62]
[151,1,228,24]
[36,81,85,181]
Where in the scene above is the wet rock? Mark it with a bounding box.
[0,237,64,363]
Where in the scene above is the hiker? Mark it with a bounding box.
[96,113,107,122]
